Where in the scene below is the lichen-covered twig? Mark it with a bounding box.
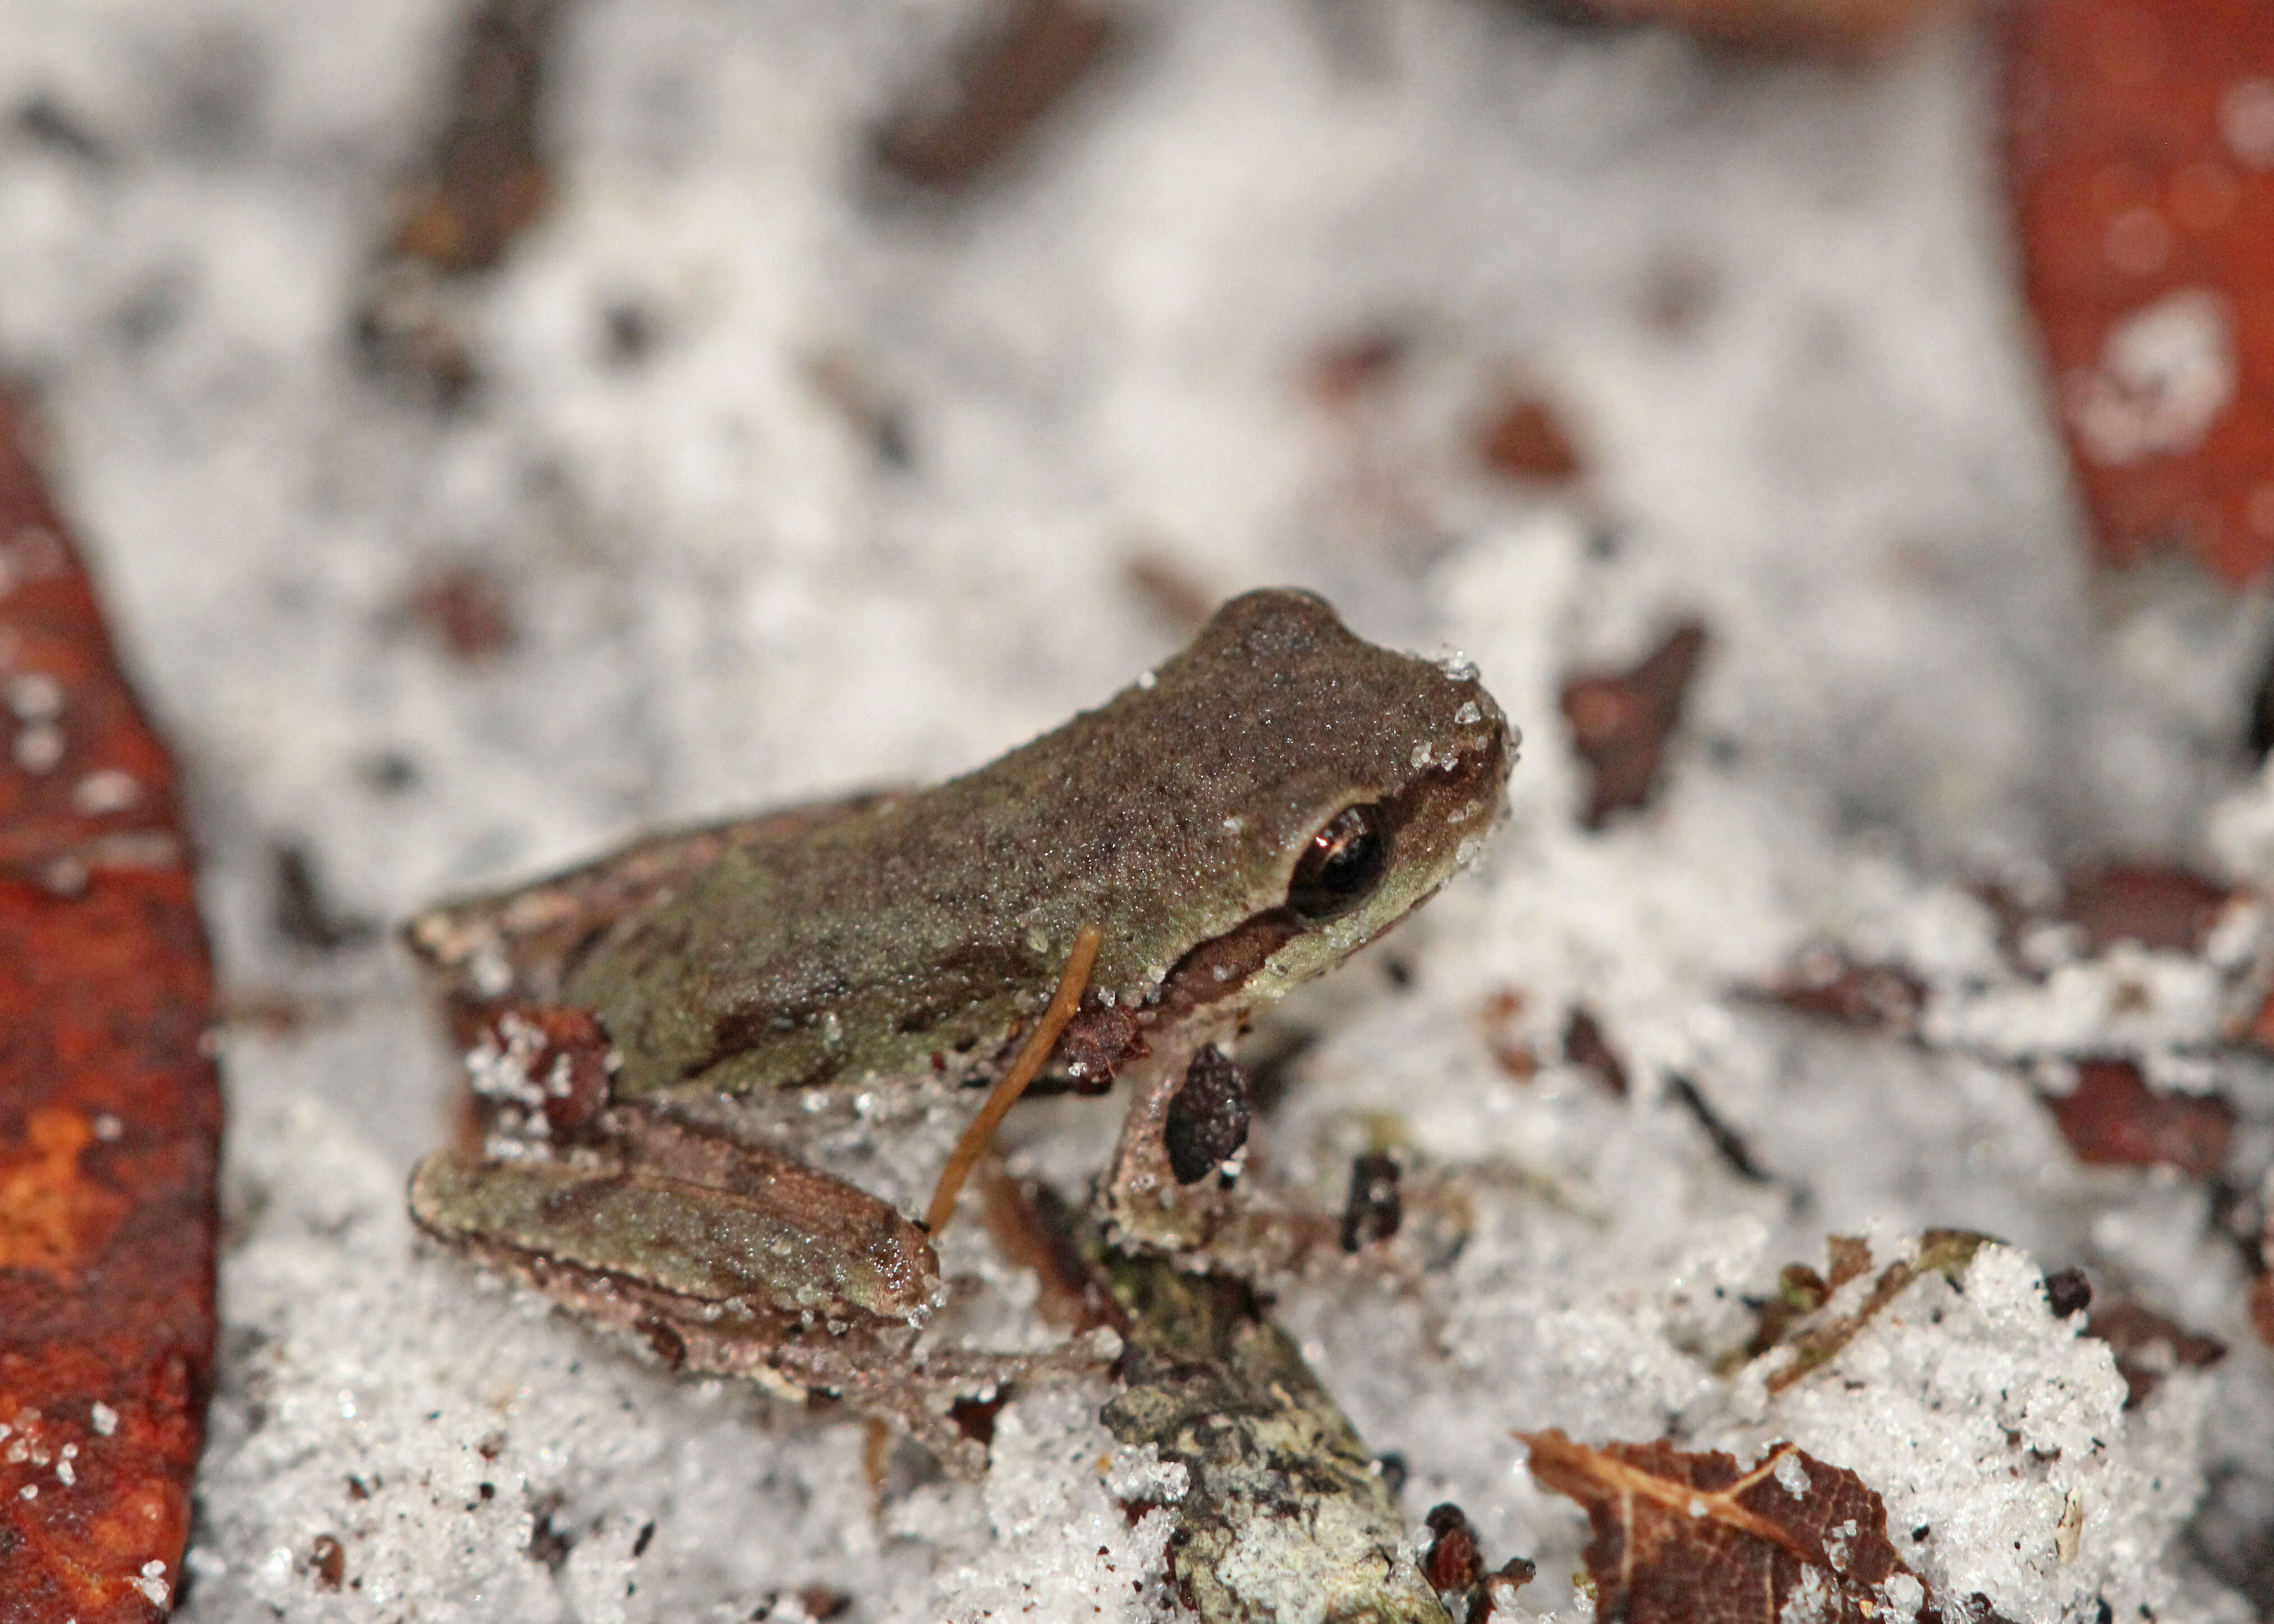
[1095,1242,1446,1623]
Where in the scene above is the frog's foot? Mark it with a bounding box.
[408,1135,1114,1480]
[1096,1040,1315,1273]
[1099,1044,1496,1296]
[723,1336,1120,1482]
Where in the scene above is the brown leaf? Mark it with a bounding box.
[2007,0,2274,583]
[356,0,564,400]
[1310,331,1407,408]
[1561,622,1708,829]
[2043,1059,2231,1176]
[1339,1151,1403,1252]
[388,0,559,275]
[871,0,1120,191]
[2059,865,2231,955]
[1522,1432,1940,1624]
[1477,390,1585,484]
[1479,989,1539,1081]
[2086,1301,2226,1407]
[0,390,220,1621]
[1762,948,1927,1034]
[1562,1005,1628,1095]
[1423,1502,1483,1594]
[404,560,517,664]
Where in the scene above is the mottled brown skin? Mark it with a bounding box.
[553,588,1508,1102]
[403,590,1512,1463]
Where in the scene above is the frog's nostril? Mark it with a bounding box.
[1288,803,1391,922]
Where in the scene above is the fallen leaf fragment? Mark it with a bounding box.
[2086,1301,2226,1407]
[1478,989,1538,1080]
[1522,1432,1941,1624]
[355,0,565,400]
[0,390,221,1621]
[403,560,517,664]
[2059,864,2231,955]
[2007,0,2274,582]
[1764,947,1927,1033]
[1559,1006,1628,1095]
[2043,1059,2231,1176]
[871,0,1120,190]
[1477,389,1585,484]
[1561,621,1708,829]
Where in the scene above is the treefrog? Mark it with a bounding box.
[404,588,1512,1470]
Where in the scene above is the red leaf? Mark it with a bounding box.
[2007,0,2274,583]
[1522,1432,1942,1624]
[2058,864,2231,955]
[2043,1058,2231,1175]
[0,390,220,1622]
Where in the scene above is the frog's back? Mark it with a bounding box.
[472,591,1512,1102]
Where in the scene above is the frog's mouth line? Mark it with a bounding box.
[1138,730,1508,1030]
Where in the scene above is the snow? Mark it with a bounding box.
[0,0,2268,1619]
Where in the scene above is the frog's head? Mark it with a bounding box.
[1109,587,1515,1020]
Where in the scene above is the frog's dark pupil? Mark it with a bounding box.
[1287,804,1390,922]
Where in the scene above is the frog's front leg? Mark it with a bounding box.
[408,1116,1095,1478]
[1099,1038,1303,1268]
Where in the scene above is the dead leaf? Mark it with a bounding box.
[2043,1059,2232,1176]
[404,560,517,664]
[2059,865,2231,954]
[2086,1301,2226,1407]
[2008,0,2274,582]
[1763,947,1927,1034]
[0,389,221,1621]
[1522,1432,1942,1624]
[1561,622,1708,828]
[1563,1005,1628,1095]
[355,0,564,401]
[871,0,1120,191]
[1477,390,1585,484]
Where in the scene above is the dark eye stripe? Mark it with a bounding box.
[1287,803,1391,922]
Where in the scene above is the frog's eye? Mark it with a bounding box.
[1287,803,1391,923]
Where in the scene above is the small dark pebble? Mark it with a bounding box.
[2043,1267,2092,1319]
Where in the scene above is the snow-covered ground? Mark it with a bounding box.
[3,1,2270,1618]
